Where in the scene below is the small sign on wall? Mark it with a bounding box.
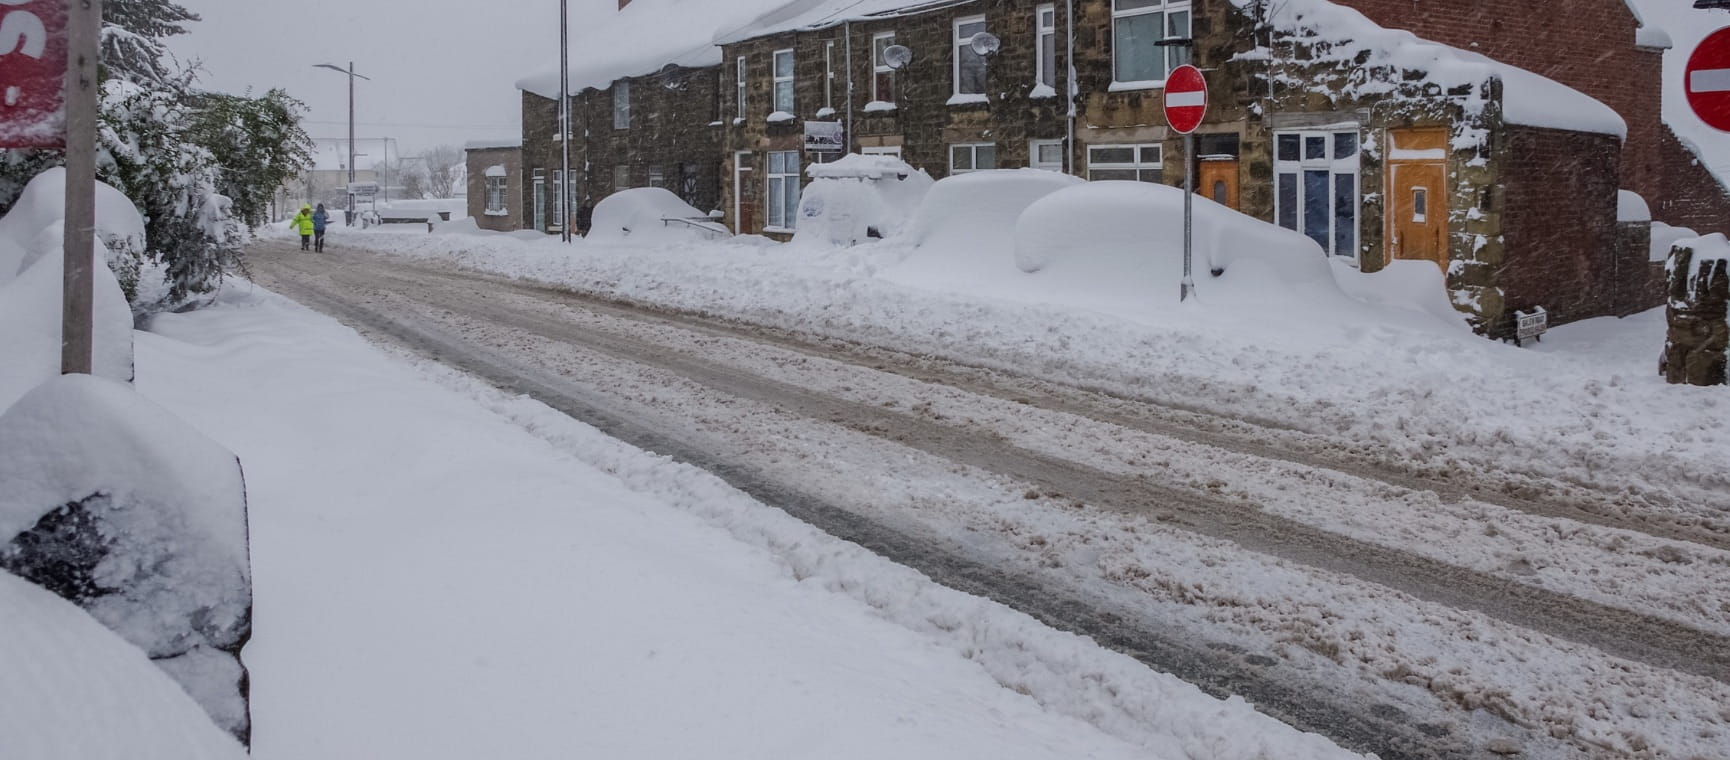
[804,121,844,153]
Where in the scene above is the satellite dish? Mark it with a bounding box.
[969,32,1001,57]
[658,62,689,90]
[883,44,913,71]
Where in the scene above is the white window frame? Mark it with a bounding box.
[765,150,801,232]
[485,175,509,214]
[872,32,897,104]
[551,169,567,230]
[823,41,836,112]
[1086,143,1163,181]
[861,145,903,157]
[613,80,631,129]
[773,48,796,115]
[950,142,997,174]
[735,56,747,122]
[1036,4,1057,89]
[1273,129,1361,260]
[953,15,989,98]
[1030,138,1065,172]
[1110,0,1191,90]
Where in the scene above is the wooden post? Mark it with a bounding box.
[61,0,101,376]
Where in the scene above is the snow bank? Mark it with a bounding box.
[0,170,139,411]
[589,187,725,243]
[0,374,251,738]
[897,169,1083,271]
[1331,259,1473,330]
[0,571,247,760]
[795,154,933,246]
[1238,0,1627,139]
[1013,181,1339,311]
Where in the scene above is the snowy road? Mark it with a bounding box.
[247,241,1730,759]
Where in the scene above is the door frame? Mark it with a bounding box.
[733,151,753,235]
[531,170,546,232]
[1383,127,1451,272]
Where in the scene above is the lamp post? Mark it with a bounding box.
[560,0,573,243]
[314,62,371,222]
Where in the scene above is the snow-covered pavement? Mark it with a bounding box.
[130,285,1357,760]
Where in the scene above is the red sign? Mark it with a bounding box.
[1163,64,1208,135]
[1688,27,1730,133]
[0,0,68,148]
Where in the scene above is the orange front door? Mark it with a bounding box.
[1386,129,1449,271]
[1198,159,1239,210]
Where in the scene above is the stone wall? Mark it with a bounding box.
[1663,242,1729,386]
[464,146,522,232]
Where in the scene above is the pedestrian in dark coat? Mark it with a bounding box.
[312,204,330,252]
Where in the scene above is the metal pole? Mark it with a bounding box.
[844,21,854,154]
[1181,132,1195,302]
[560,0,572,242]
[1065,0,1076,175]
[61,0,102,375]
[347,62,357,217]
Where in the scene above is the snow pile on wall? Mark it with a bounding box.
[796,154,934,246]
[0,169,139,411]
[1236,0,1627,139]
[0,571,247,760]
[1013,181,1341,310]
[0,375,253,740]
[1668,233,1730,299]
[1618,190,1652,223]
[1652,221,1700,263]
[517,0,790,97]
[589,187,725,243]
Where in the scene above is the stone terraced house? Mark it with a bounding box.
[511,0,1730,337]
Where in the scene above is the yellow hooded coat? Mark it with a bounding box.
[292,206,315,236]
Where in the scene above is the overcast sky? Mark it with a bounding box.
[166,0,615,156]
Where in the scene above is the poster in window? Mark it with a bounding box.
[804,121,845,152]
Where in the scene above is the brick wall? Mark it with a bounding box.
[1654,125,1730,236]
[1495,125,1624,332]
[464,146,522,232]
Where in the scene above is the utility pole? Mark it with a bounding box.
[560,0,573,243]
[315,62,371,221]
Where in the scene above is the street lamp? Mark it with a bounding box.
[314,62,371,224]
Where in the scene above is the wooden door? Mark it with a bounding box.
[1386,129,1449,270]
[1198,158,1239,210]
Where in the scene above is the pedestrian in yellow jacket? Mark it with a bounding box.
[292,205,314,251]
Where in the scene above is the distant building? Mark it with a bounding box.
[465,139,524,232]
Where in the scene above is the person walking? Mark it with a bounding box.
[291,204,315,251]
[312,203,330,252]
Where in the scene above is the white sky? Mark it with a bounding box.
[165,0,615,157]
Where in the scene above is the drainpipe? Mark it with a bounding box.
[845,20,856,154]
[1066,0,1077,175]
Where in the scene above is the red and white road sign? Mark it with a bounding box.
[1163,64,1208,135]
[0,0,67,148]
[1688,27,1730,133]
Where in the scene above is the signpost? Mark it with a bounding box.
[1688,27,1730,132]
[1,0,99,374]
[1163,64,1208,302]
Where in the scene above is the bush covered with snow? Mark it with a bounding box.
[588,187,726,243]
[0,170,139,411]
[0,571,247,760]
[794,154,934,246]
[0,375,253,741]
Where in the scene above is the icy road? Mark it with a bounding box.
[247,241,1730,760]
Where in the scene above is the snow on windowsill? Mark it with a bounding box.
[708,121,724,127]
[767,111,797,123]
[816,107,838,119]
[864,101,897,113]
[485,210,511,217]
[1030,83,1057,99]
[1108,80,1165,93]
[947,93,989,107]
[732,117,745,126]
[762,226,793,235]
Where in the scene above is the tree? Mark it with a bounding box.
[422,144,463,199]
[186,89,315,228]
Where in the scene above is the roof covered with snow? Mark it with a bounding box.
[1238,0,1628,140]
[517,0,792,99]
[1622,0,1673,50]
[465,138,521,151]
[714,0,969,45]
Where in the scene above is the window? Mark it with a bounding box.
[861,145,903,157]
[766,150,800,231]
[485,175,509,214]
[1087,144,1162,181]
[872,32,897,104]
[736,56,747,120]
[954,16,989,98]
[1274,128,1360,258]
[614,80,631,129]
[648,168,665,189]
[1036,4,1057,89]
[551,169,567,228]
[1031,139,1064,172]
[1412,188,1428,223]
[824,41,836,112]
[613,164,630,191]
[773,49,795,114]
[950,143,997,174]
[1112,0,1190,88]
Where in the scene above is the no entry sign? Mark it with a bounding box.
[1688,27,1730,133]
[1163,64,1208,135]
[0,0,68,148]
